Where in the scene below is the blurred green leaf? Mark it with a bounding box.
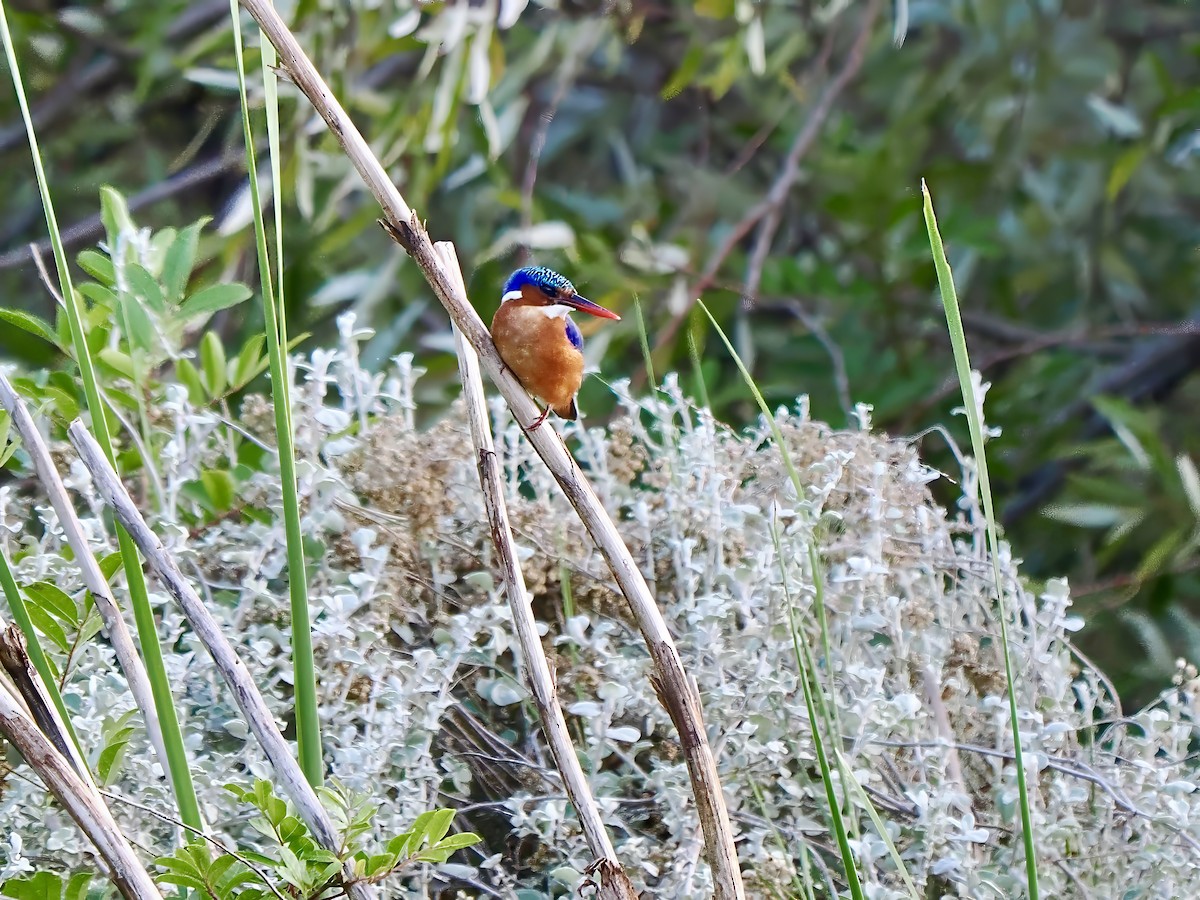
[178,283,253,320]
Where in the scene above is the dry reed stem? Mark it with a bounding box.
[236,4,743,894]
[0,623,96,792]
[436,241,639,900]
[66,421,377,900]
[0,633,162,899]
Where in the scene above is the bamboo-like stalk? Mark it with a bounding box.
[236,4,743,894]
[226,0,322,787]
[435,242,638,900]
[0,374,173,795]
[0,647,163,900]
[66,420,377,900]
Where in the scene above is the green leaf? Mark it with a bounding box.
[78,282,118,309]
[365,852,398,877]
[201,331,228,397]
[77,607,104,646]
[25,581,79,626]
[98,725,136,785]
[98,709,139,785]
[99,186,137,262]
[98,551,124,582]
[77,249,116,285]
[416,847,455,864]
[663,44,704,100]
[41,385,80,422]
[233,333,267,388]
[163,217,211,304]
[97,347,137,381]
[176,357,207,404]
[217,864,264,895]
[2,871,65,899]
[125,263,166,314]
[117,288,158,355]
[178,283,253,320]
[153,873,207,892]
[200,469,236,512]
[0,411,15,468]
[432,832,481,851]
[386,830,415,857]
[410,808,455,849]
[24,600,70,652]
[1107,145,1147,200]
[0,308,60,348]
[63,872,91,900]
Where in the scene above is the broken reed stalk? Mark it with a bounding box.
[0,640,162,899]
[0,373,174,797]
[0,623,96,792]
[236,3,744,894]
[435,242,639,900]
[66,420,377,900]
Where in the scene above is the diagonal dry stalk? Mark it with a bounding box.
[435,242,639,900]
[0,622,95,791]
[0,373,174,800]
[66,421,377,900]
[0,628,162,899]
[236,3,744,895]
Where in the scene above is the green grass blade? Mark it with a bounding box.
[921,179,1039,898]
[633,295,655,389]
[768,514,864,900]
[228,0,323,785]
[686,310,710,411]
[0,0,202,832]
[706,299,922,897]
[834,744,921,898]
[701,298,864,895]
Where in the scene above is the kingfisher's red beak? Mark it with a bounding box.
[564,294,621,321]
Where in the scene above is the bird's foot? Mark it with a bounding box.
[526,405,553,432]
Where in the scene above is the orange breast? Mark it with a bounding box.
[491,304,584,418]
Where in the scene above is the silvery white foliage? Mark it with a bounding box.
[2,322,1199,896]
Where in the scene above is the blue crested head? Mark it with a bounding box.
[502,266,577,302]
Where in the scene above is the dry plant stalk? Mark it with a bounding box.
[0,623,95,791]
[0,630,162,899]
[435,242,639,900]
[66,421,378,900]
[236,3,743,894]
[0,373,174,798]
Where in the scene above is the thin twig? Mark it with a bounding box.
[650,0,880,359]
[436,242,638,899]
[66,420,377,900]
[869,737,1200,857]
[0,152,245,271]
[101,788,288,900]
[0,373,174,802]
[742,1,879,308]
[237,2,744,895]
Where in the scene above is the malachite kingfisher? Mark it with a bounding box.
[491,266,621,431]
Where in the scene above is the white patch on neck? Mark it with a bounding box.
[501,290,525,303]
[536,304,574,319]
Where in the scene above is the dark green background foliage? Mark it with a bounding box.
[1,0,1197,701]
